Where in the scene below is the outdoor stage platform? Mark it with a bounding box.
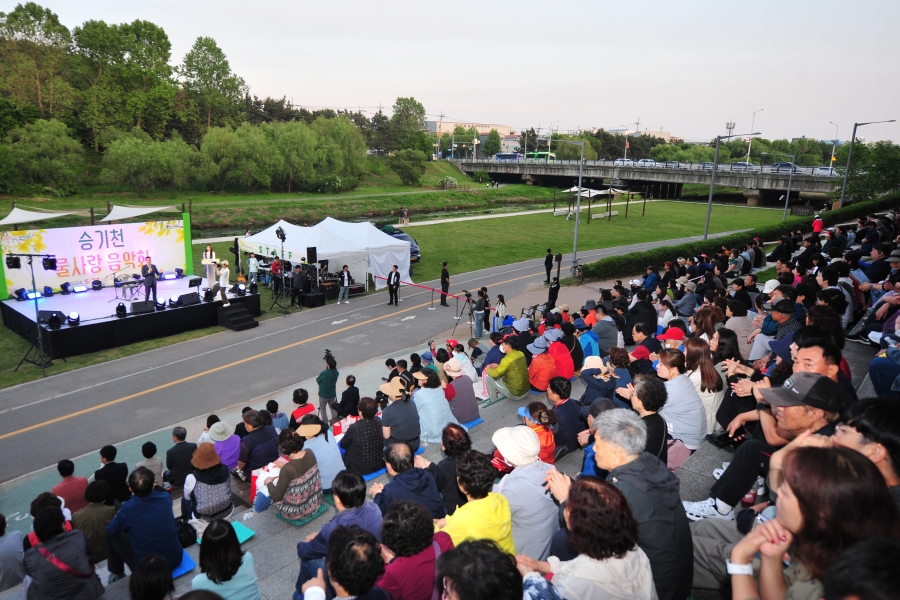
[1,278,261,359]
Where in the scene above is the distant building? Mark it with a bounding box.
[426,121,513,137]
[500,135,519,153]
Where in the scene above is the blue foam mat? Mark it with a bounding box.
[172,548,196,578]
[415,446,426,455]
[462,417,484,429]
[362,467,387,481]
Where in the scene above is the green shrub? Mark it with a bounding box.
[472,169,490,183]
[438,176,458,190]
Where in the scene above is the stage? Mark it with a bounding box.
[1,278,261,359]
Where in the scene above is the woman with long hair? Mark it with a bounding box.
[730,447,900,600]
[657,297,676,328]
[193,519,262,600]
[654,349,707,450]
[710,328,742,364]
[202,244,217,289]
[494,294,507,332]
[684,338,725,435]
[692,307,718,342]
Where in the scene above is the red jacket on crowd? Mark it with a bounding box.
[547,341,575,380]
[528,354,557,391]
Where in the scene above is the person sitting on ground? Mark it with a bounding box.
[437,540,538,600]
[415,424,471,516]
[547,377,581,455]
[267,400,289,431]
[24,506,104,600]
[340,397,385,476]
[300,525,389,600]
[94,445,130,506]
[650,348,708,451]
[561,321,584,374]
[517,402,556,464]
[289,388,317,430]
[197,415,221,445]
[484,336,530,403]
[105,467,182,583]
[369,443,445,519]
[443,357,481,424]
[492,426,559,561]
[821,537,900,600]
[379,377,421,453]
[517,476,657,600]
[574,317,599,359]
[192,518,262,600]
[684,337,725,436]
[545,328,575,380]
[136,442,164,488]
[436,450,514,554]
[165,426,198,489]
[236,410,279,480]
[296,470,383,591]
[24,493,73,552]
[129,553,175,600]
[526,335,557,392]
[209,421,241,471]
[580,351,632,407]
[332,375,360,420]
[52,459,89,514]
[375,500,455,600]
[413,369,460,444]
[623,374,669,465]
[468,338,485,372]
[182,443,233,520]
[72,480,117,564]
[234,406,253,438]
[249,428,323,522]
[298,415,343,493]
[0,513,24,593]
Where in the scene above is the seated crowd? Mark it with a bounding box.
[4,213,900,600]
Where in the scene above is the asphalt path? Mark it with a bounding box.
[0,229,746,482]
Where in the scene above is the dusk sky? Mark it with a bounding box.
[43,0,899,142]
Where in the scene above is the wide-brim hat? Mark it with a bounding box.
[412,370,428,381]
[191,443,221,470]
[209,422,231,442]
[443,357,464,377]
[543,328,564,343]
[527,337,549,355]
[379,378,406,397]
[676,276,689,285]
[492,426,540,467]
[512,318,531,332]
[887,250,900,263]
[297,423,323,437]
[685,282,697,291]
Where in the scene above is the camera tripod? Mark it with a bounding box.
[451,292,475,338]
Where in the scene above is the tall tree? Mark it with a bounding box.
[179,37,247,131]
[262,120,316,193]
[483,129,501,156]
[6,118,82,194]
[386,149,427,185]
[119,20,176,137]
[369,109,391,154]
[389,96,425,151]
[72,19,125,151]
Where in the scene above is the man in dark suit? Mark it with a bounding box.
[544,248,553,283]
[141,257,160,302]
[547,276,560,311]
[94,445,131,506]
[163,426,197,488]
[440,262,450,307]
[387,265,400,306]
[291,265,305,306]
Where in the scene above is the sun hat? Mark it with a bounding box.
[209,422,231,442]
[379,377,406,398]
[443,358,464,378]
[512,318,531,332]
[550,307,562,314]
[543,328,564,343]
[676,276,689,285]
[297,423,324,437]
[191,443,221,470]
[560,304,570,312]
[492,426,540,467]
[412,370,429,381]
[527,336,550,355]
[421,351,434,363]
[685,281,697,291]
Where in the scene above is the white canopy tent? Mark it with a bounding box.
[0,206,91,226]
[240,218,411,290]
[99,204,181,222]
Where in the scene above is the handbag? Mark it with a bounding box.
[666,438,692,471]
[175,515,197,547]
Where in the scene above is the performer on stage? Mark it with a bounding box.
[141,257,160,302]
[387,265,400,306]
[247,252,259,284]
[202,244,217,289]
[210,260,230,306]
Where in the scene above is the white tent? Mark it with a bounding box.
[240,218,411,290]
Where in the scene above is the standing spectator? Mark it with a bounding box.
[209,422,241,471]
[24,507,104,599]
[473,290,486,338]
[164,426,197,489]
[298,416,343,492]
[376,501,455,600]
[337,265,352,304]
[136,442,164,488]
[369,443,445,519]
[547,277,560,311]
[52,459,88,513]
[271,255,283,297]
[340,397,385,477]
[300,525,389,600]
[0,513,24,593]
[236,410,279,480]
[415,424,471,516]
[94,445,130,506]
[105,467,182,583]
[440,262,451,307]
[386,265,400,306]
[72,481,117,564]
[291,265,305,307]
[192,519,262,600]
[247,252,258,284]
[547,377,581,454]
[317,354,339,422]
[544,249,553,283]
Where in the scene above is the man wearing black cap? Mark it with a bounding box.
[770,298,802,341]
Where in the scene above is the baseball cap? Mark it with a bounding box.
[517,406,532,420]
[770,299,795,314]
[445,338,458,348]
[762,279,780,294]
[658,328,685,341]
[573,318,590,330]
[759,372,843,413]
[630,345,651,360]
[560,304,570,312]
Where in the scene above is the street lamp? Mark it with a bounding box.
[828,121,839,171]
[761,151,795,221]
[539,137,584,275]
[704,132,761,240]
[744,109,764,164]
[838,119,896,208]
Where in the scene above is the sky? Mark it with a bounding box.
[40,0,900,143]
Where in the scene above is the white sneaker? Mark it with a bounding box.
[712,462,731,480]
[222,302,230,307]
[683,498,734,522]
[344,301,350,304]
[241,511,255,521]
[868,331,883,344]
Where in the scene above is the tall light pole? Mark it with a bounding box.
[547,121,559,162]
[838,119,896,208]
[705,131,761,240]
[762,151,795,221]
[744,109,764,163]
[540,137,584,274]
[829,121,839,171]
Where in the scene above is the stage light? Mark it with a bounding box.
[168,295,181,308]
[203,288,214,302]
[72,284,88,293]
[26,291,41,300]
[175,268,184,279]
[155,299,167,311]
[275,226,286,242]
[249,281,258,294]
[43,286,53,297]
[188,277,202,288]
[47,313,61,330]
[91,280,102,291]
[42,257,57,270]
[115,302,127,318]
[60,282,72,295]
[236,283,246,297]
[67,311,80,326]
[14,288,27,301]
[6,256,21,269]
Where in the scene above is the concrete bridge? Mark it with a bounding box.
[452,159,839,205]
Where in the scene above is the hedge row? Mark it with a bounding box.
[578,193,900,283]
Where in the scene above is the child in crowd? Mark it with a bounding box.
[267,400,289,432]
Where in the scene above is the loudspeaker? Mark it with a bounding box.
[131,301,156,315]
[306,247,318,264]
[302,292,325,308]
[38,310,66,324]
[178,292,201,306]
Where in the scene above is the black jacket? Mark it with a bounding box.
[766,243,791,262]
[340,417,384,476]
[94,462,131,505]
[335,386,361,419]
[165,441,198,487]
[626,300,658,332]
[425,457,467,516]
[731,289,753,312]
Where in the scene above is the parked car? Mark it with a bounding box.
[636,158,656,167]
[382,226,421,264]
[613,158,634,166]
[771,162,799,173]
[813,166,838,176]
[662,161,680,169]
[730,161,756,172]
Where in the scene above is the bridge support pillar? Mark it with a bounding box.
[675,183,683,199]
[744,189,761,207]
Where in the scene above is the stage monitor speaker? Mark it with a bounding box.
[306,247,318,264]
[301,292,325,308]
[131,301,156,315]
[38,310,66,324]
[179,292,201,307]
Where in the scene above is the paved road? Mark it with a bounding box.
[0,229,747,483]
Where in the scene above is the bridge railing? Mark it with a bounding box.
[449,157,840,177]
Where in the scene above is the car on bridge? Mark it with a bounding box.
[613,158,634,166]
[636,158,656,167]
[813,166,838,176]
[662,161,681,169]
[730,161,759,172]
[771,162,800,173]
[700,162,716,171]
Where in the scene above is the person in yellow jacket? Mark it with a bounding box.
[435,450,515,555]
[483,336,530,404]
